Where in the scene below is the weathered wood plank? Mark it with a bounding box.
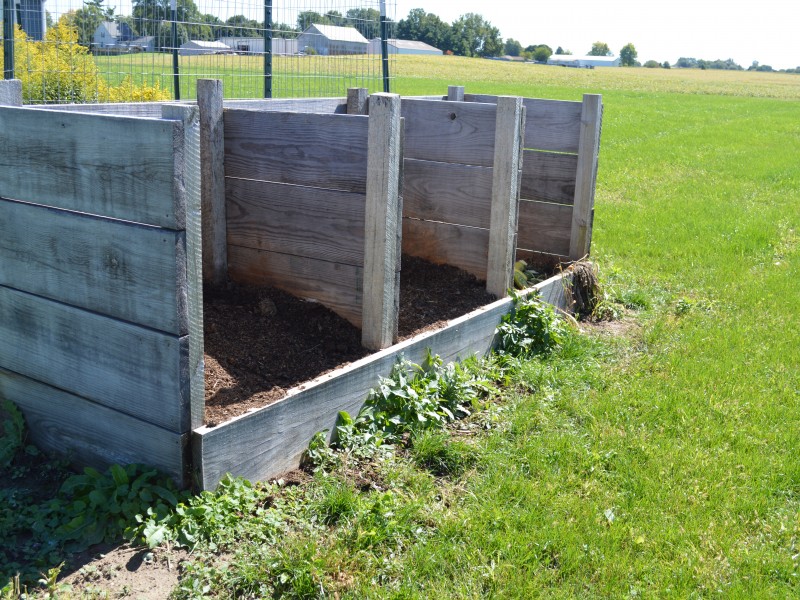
[520,150,578,205]
[222,98,347,113]
[226,179,366,266]
[465,94,582,153]
[193,271,571,489]
[362,93,402,350]
[0,107,182,229]
[517,200,573,257]
[0,197,187,334]
[227,245,363,327]
[197,79,228,285]
[570,94,603,260]
[486,96,524,298]
[402,159,493,229]
[347,88,369,115]
[0,368,186,484]
[162,104,205,430]
[0,285,189,432]
[447,85,464,102]
[224,110,369,192]
[401,98,496,167]
[0,80,22,106]
[35,103,168,117]
[402,218,489,281]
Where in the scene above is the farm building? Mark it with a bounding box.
[218,37,299,55]
[179,40,235,56]
[548,55,621,68]
[368,38,443,55]
[297,24,369,55]
[93,22,155,53]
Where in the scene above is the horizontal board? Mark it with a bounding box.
[193,271,571,489]
[520,150,578,205]
[36,103,168,117]
[227,245,363,327]
[223,98,347,113]
[226,179,366,266]
[402,218,489,281]
[401,99,497,167]
[0,368,186,484]
[517,200,573,257]
[224,110,369,192]
[465,94,582,154]
[402,159,493,229]
[0,285,188,432]
[0,107,182,229]
[0,197,187,334]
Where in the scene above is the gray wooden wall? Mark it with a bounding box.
[0,100,203,485]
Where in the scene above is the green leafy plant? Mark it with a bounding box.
[495,292,568,357]
[513,260,543,289]
[411,430,477,477]
[0,399,25,469]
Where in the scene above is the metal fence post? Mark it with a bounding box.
[379,0,390,93]
[3,0,15,80]
[264,0,272,98]
[171,0,180,100]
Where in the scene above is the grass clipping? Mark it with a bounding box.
[566,261,602,318]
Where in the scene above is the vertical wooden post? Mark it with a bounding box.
[0,79,22,106]
[362,93,402,351]
[486,96,525,298]
[569,93,603,261]
[197,79,228,285]
[447,85,464,102]
[347,87,369,115]
[162,103,205,430]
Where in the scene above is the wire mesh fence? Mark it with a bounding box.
[1,0,395,104]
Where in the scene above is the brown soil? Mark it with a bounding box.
[203,255,496,426]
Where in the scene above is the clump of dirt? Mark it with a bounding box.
[202,255,497,426]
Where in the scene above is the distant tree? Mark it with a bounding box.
[662,61,671,69]
[226,15,260,37]
[588,41,611,56]
[449,13,502,57]
[555,46,565,55]
[297,11,326,30]
[346,8,380,39]
[675,57,697,68]
[619,42,637,66]
[397,9,451,50]
[643,59,660,68]
[533,46,552,62]
[504,38,522,57]
[272,23,297,39]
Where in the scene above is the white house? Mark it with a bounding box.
[179,40,234,56]
[93,22,154,53]
[297,24,369,56]
[547,55,621,68]
[218,37,299,55]
[368,38,443,56]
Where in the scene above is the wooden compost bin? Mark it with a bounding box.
[0,80,600,490]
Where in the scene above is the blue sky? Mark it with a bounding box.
[394,0,800,69]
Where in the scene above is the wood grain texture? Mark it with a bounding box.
[0,80,22,106]
[570,94,603,260]
[226,178,366,266]
[401,98,496,167]
[0,107,182,228]
[227,245,363,326]
[517,200,573,257]
[447,86,465,102]
[224,109,369,192]
[520,150,578,205]
[486,96,524,298]
[465,94,582,154]
[0,285,189,432]
[347,88,369,115]
[0,367,187,484]
[162,104,205,430]
[198,79,228,285]
[402,159,493,229]
[35,102,168,117]
[0,197,187,334]
[362,93,402,350]
[222,98,347,113]
[193,271,571,489]
[402,218,489,281]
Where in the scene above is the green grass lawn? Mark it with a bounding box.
[3,58,799,597]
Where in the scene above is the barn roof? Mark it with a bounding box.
[387,39,441,53]
[305,24,369,44]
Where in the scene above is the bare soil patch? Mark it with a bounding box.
[203,255,496,425]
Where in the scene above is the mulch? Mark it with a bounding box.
[202,255,497,426]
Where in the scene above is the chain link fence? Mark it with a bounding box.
[2,0,395,103]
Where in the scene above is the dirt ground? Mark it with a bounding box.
[203,255,496,425]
